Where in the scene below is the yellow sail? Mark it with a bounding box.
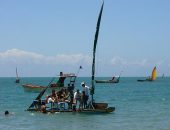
[151,66,157,81]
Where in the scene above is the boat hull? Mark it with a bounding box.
[27,101,115,114]
[22,84,61,92]
[27,107,115,113]
[95,80,119,83]
[137,66,157,82]
[137,79,154,82]
[15,79,20,83]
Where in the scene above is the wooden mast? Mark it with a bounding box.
[91,1,104,102]
[15,67,20,83]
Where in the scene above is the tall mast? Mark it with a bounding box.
[16,67,19,79]
[91,2,104,102]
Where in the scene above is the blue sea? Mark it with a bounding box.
[0,77,170,130]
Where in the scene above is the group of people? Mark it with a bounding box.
[41,81,90,112]
[46,88,68,104]
[73,82,90,109]
[45,82,90,109]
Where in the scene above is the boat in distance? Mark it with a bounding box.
[95,76,120,83]
[15,67,20,83]
[95,71,122,83]
[137,66,157,82]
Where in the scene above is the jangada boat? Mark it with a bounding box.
[137,66,157,82]
[27,1,115,113]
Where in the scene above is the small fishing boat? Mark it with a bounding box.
[95,71,122,83]
[27,1,115,113]
[22,72,76,92]
[95,79,119,83]
[95,76,119,83]
[137,66,157,82]
[162,73,165,78]
[15,67,20,83]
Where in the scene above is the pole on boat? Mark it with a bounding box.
[16,67,19,79]
[91,1,104,103]
[15,67,20,83]
[117,70,123,80]
[76,66,82,76]
[73,65,82,83]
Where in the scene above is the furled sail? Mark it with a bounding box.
[91,2,104,101]
[15,67,20,83]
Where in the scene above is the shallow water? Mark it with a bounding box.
[0,77,170,130]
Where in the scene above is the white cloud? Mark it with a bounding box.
[110,56,169,69]
[0,49,166,68]
[156,60,164,66]
[0,49,91,65]
[110,56,148,66]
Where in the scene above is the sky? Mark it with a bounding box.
[0,0,170,77]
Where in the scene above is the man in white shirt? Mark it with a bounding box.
[81,82,90,108]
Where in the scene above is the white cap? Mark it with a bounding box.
[81,82,85,86]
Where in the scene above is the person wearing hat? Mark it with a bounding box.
[81,82,90,108]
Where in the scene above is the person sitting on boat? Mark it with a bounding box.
[51,89,59,102]
[56,88,70,109]
[73,89,81,109]
[47,95,55,103]
[45,95,49,103]
[81,82,90,108]
[62,88,70,105]
[41,104,47,113]
[146,76,152,81]
[46,95,56,109]
[57,88,67,102]
[111,76,115,81]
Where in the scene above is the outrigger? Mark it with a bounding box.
[27,1,115,113]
